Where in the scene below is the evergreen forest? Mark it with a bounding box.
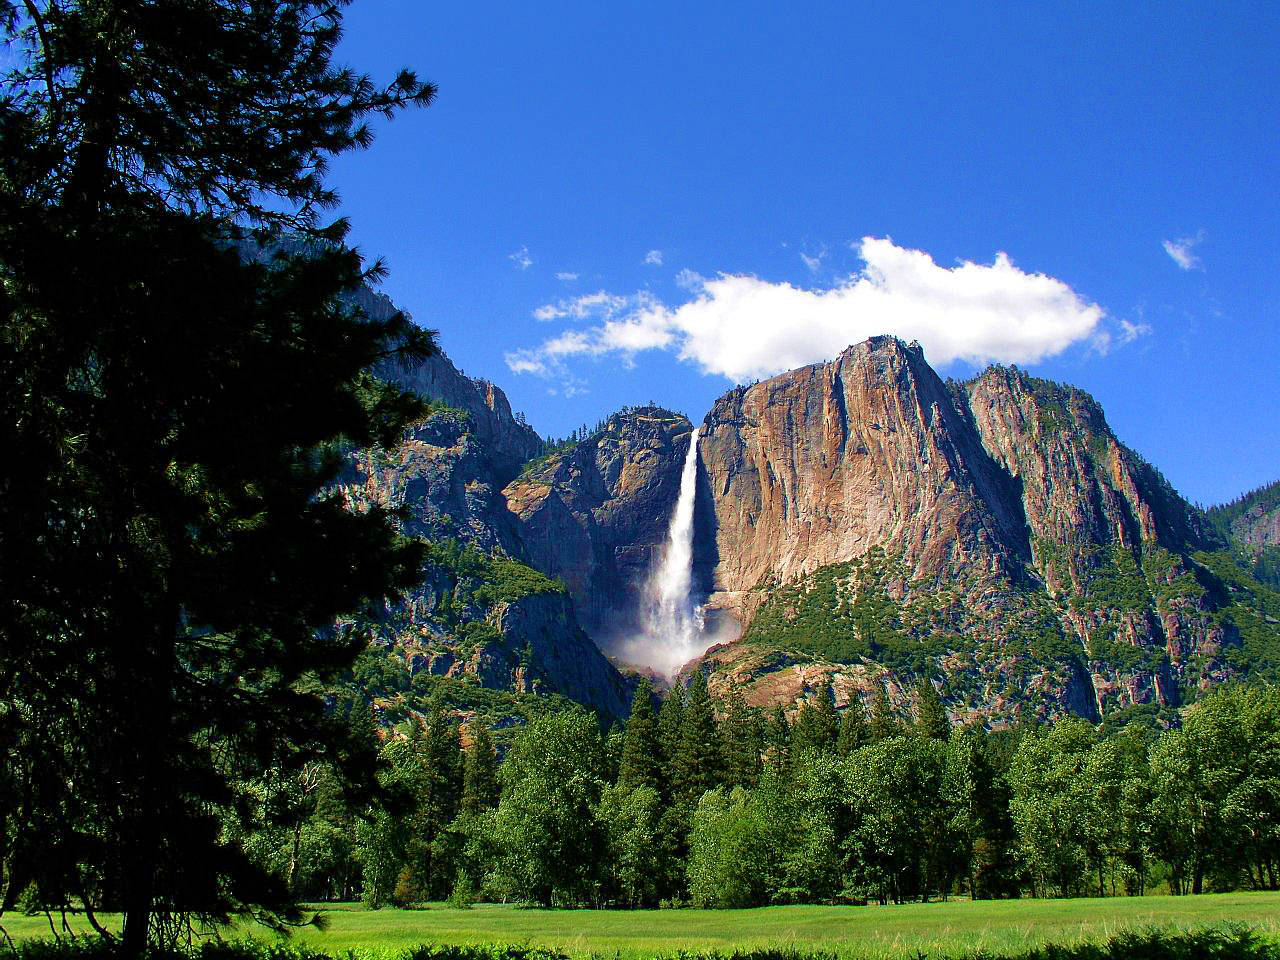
[255,678,1280,911]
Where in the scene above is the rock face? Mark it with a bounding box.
[335,307,631,719]
[963,367,1210,564]
[335,287,1277,725]
[357,285,544,485]
[1235,505,1280,550]
[1208,480,1280,553]
[698,337,1026,624]
[688,337,1260,723]
[502,408,707,642]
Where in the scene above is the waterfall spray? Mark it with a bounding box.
[637,427,708,675]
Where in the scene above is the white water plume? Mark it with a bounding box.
[614,427,714,676]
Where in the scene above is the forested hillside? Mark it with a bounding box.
[1208,479,1280,589]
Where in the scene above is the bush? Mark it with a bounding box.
[446,869,477,909]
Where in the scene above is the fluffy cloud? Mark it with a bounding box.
[1162,233,1203,271]
[644,249,664,266]
[507,237,1115,383]
[509,246,532,270]
[555,271,579,282]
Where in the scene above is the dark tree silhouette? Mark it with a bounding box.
[0,0,433,951]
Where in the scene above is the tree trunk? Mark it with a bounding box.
[121,863,154,960]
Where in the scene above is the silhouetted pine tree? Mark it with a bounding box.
[0,0,434,947]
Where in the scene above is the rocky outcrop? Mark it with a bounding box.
[355,284,544,484]
[341,410,525,554]
[1235,504,1280,550]
[503,408,706,640]
[335,293,1275,725]
[687,339,1254,724]
[1207,479,1280,553]
[698,337,1026,624]
[962,366,1212,576]
[333,306,631,719]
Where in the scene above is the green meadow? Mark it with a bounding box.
[5,894,1280,959]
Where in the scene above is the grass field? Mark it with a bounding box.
[4,894,1279,959]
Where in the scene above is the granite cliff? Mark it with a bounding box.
[335,286,1277,728]
[502,407,716,646]
[690,338,1274,724]
[1208,480,1280,553]
[332,294,631,720]
[493,335,1278,726]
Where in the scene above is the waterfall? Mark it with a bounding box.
[638,427,707,675]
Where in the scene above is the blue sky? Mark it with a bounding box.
[330,2,1279,507]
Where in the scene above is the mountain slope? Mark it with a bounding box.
[334,292,1278,727]
[329,291,631,720]
[1207,481,1280,591]
[690,339,1273,724]
[502,407,706,644]
[1208,478,1280,551]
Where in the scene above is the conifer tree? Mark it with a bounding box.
[792,678,839,755]
[837,695,870,756]
[618,678,663,794]
[0,0,434,949]
[405,702,464,899]
[461,722,500,815]
[720,688,763,788]
[869,685,901,742]
[652,682,689,902]
[604,722,626,783]
[915,678,951,742]
[764,703,792,773]
[657,683,686,800]
[673,672,725,808]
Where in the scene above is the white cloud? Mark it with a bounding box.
[509,246,533,270]
[532,290,631,322]
[644,249,664,266]
[800,247,827,273]
[675,268,705,291]
[507,237,1116,383]
[1162,233,1203,271]
[1118,319,1153,344]
[556,271,579,282]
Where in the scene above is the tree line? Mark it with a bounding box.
[256,678,1280,909]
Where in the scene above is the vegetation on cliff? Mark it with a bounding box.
[737,539,1280,721]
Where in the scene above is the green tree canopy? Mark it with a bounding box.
[489,710,608,907]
